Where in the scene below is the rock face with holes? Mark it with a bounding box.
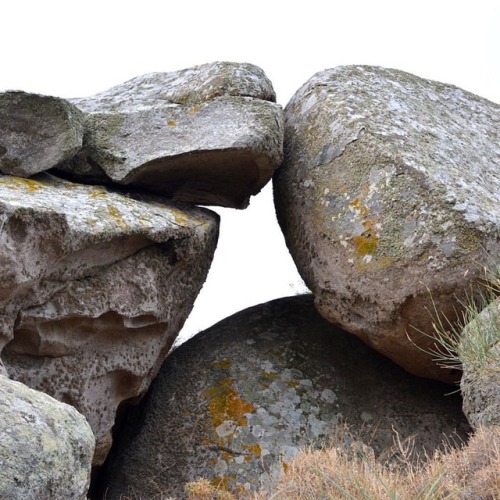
[0,173,219,464]
[0,375,95,499]
[99,295,469,498]
[55,61,283,208]
[460,298,500,428]
[0,91,84,177]
[274,65,500,382]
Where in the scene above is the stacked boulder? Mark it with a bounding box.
[0,61,283,480]
[274,65,500,382]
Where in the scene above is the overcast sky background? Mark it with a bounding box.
[1,0,499,343]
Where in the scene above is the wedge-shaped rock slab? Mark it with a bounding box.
[58,62,283,208]
[0,173,219,464]
[100,296,469,498]
[274,66,500,382]
[0,375,95,499]
[0,91,84,177]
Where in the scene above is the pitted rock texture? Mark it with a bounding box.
[0,173,219,464]
[57,62,283,208]
[0,375,95,499]
[460,298,500,428]
[274,65,500,382]
[100,295,469,498]
[0,91,84,177]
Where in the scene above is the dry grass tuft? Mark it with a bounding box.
[184,426,500,499]
[261,425,500,499]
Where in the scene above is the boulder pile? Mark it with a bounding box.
[0,62,498,498]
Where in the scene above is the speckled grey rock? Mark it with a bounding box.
[0,173,219,464]
[274,65,500,382]
[0,375,94,499]
[0,91,84,177]
[100,295,469,498]
[460,298,500,427]
[57,62,283,208]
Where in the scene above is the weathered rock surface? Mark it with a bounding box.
[460,298,500,427]
[0,91,84,177]
[0,375,94,499]
[100,295,469,498]
[0,173,219,464]
[274,65,500,382]
[57,62,283,208]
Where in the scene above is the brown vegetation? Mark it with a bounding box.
[185,426,500,499]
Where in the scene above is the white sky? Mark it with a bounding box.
[1,0,499,342]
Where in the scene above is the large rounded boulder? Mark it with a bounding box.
[274,65,500,381]
[99,295,469,498]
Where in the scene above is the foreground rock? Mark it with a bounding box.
[274,65,500,382]
[0,173,219,464]
[57,62,283,208]
[0,91,84,177]
[460,298,500,427]
[100,295,469,498]
[0,375,94,499]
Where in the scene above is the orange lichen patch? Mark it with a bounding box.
[213,358,232,370]
[348,197,369,218]
[0,176,49,192]
[348,197,379,256]
[204,378,255,431]
[244,443,261,458]
[106,205,128,230]
[167,120,176,126]
[188,104,204,116]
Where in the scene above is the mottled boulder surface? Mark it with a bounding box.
[274,65,500,381]
[100,295,469,498]
[0,173,219,464]
[0,91,84,177]
[460,298,500,428]
[0,375,94,499]
[57,62,283,208]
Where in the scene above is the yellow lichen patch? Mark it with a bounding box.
[0,176,49,192]
[167,120,176,127]
[188,104,204,116]
[203,378,255,431]
[106,205,128,230]
[353,220,378,255]
[90,186,109,199]
[169,208,189,226]
[281,461,289,473]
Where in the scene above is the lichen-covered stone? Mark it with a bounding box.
[57,62,283,208]
[0,173,219,464]
[100,295,469,498]
[274,65,500,382]
[0,375,94,499]
[460,298,500,427]
[0,91,84,177]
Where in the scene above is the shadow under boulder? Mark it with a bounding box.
[99,295,470,498]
